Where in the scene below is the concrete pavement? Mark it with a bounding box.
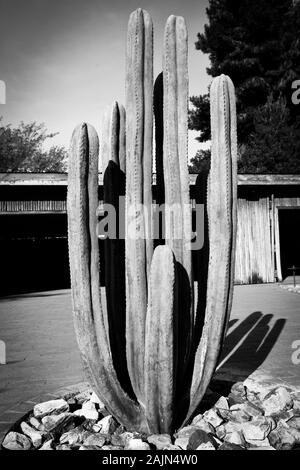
[0,284,299,431]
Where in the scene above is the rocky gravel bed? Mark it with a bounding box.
[1,382,300,451]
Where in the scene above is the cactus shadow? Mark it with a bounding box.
[102,161,135,399]
[192,171,210,347]
[216,311,286,380]
[174,262,192,395]
[176,311,286,424]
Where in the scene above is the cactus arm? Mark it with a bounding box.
[222,77,238,340]
[163,15,183,261]
[142,10,154,277]
[68,123,148,432]
[144,245,177,433]
[67,123,102,394]
[125,8,153,403]
[118,104,126,173]
[163,15,193,381]
[183,75,237,424]
[163,16,192,278]
[175,17,192,288]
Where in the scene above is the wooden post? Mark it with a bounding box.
[270,194,276,282]
[274,206,283,282]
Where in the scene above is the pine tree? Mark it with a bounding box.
[189,0,300,174]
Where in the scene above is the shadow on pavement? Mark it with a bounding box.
[217,311,286,380]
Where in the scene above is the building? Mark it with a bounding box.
[0,173,299,295]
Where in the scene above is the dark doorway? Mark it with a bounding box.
[279,208,300,281]
[0,214,70,296]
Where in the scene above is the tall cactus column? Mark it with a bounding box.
[125,8,153,403]
[184,74,238,424]
[163,15,193,382]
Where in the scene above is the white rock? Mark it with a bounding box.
[74,390,92,404]
[191,413,203,425]
[203,409,223,428]
[174,426,201,450]
[2,431,31,450]
[216,424,226,439]
[192,418,215,434]
[224,422,244,434]
[90,391,105,407]
[96,415,117,434]
[163,444,181,450]
[102,445,121,450]
[39,439,54,450]
[60,427,87,446]
[229,404,252,423]
[83,434,106,448]
[262,387,293,416]
[92,423,102,433]
[174,437,189,450]
[247,437,272,448]
[20,421,42,448]
[41,412,70,431]
[248,446,276,450]
[214,396,229,411]
[147,434,172,450]
[241,418,272,441]
[242,401,264,418]
[74,401,98,420]
[177,425,201,438]
[293,399,300,411]
[119,431,136,446]
[33,399,69,418]
[125,438,151,450]
[29,416,45,432]
[225,431,245,447]
[196,442,216,450]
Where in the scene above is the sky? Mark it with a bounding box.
[0,0,211,157]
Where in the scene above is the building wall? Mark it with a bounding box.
[235,197,274,284]
[1,174,300,288]
[235,194,300,284]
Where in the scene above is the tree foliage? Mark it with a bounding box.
[188,149,211,173]
[189,0,300,173]
[239,97,300,173]
[0,118,67,172]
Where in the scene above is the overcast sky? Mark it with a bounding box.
[0,0,211,156]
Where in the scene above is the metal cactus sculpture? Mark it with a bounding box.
[67,8,237,434]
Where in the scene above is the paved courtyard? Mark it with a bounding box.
[0,284,299,421]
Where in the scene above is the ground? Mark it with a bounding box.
[0,284,299,435]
